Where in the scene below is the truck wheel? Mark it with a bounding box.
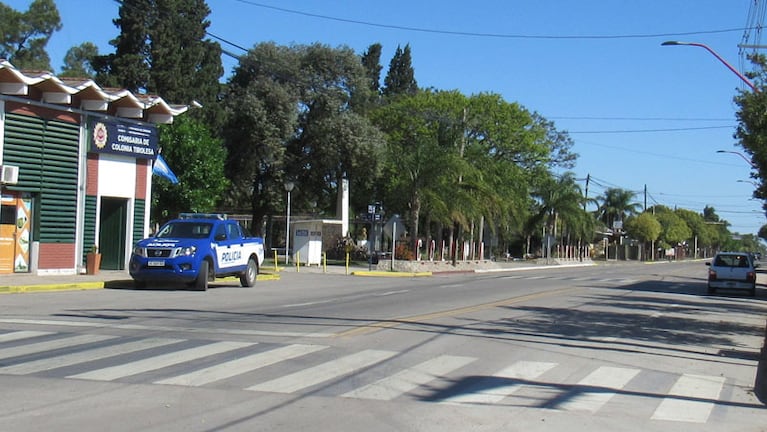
[240,257,258,287]
[193,261,209,291]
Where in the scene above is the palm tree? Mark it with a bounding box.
[530,172,593,258]
[595,188,642,230]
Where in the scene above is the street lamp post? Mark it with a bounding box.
[717,149,758,169]
[662,40,767,406]
[661,41,758,92]
[737,179,759,186]
[284,181,294,265]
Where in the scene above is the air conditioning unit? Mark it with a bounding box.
[1,165,19,184]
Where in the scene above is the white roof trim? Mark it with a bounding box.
[0,59,187,124]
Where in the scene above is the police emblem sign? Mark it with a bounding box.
[89,119,159,159]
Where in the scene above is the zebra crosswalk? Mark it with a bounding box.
[0,329,734,423]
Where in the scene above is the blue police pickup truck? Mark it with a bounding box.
[129,213,265,291]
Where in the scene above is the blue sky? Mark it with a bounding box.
[10,0,765,235]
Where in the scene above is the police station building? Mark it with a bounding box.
[0,60,186,275]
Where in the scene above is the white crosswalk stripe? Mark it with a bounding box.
[0,333,117,359]
[68,341,254,381]
[342,355,475,400]
[651,374,725,423]
[246,349,398,393]
[0,331,736,423]
[155,344,327,386]
[439,361,557,405]
[0,330,53,343]
[556,366,640,413]
[0,337,182,375]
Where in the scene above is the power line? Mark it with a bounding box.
[207,31,249,53]
[567,125,733,134]
[550,116,733,122]
[574,139,743,167]
[232,0,755,40]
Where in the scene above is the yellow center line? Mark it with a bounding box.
[335,286,580,338]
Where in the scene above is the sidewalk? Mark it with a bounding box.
[0,259,600,294]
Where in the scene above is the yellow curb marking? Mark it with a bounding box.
[0,282,105,294]
[351,271,432,277]
[1,273,280,294]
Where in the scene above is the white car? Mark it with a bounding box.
[706,252,757,296]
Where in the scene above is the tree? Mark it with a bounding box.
[152,116,229,223]
[531,172,593,258]
[371,89,575,259]
[94,0,224,126]
[60,42,98,77]
[625,212,661,260]
[221,42,299,236]
[382,44,418,97]
[734,54,767,252]
[530,113,577,169]
[596,188,642,230]
[734,54,767,205]
[287,43,385,221]
[360,43,383,95]
[653,206,692,252]
[675,208,715,257]
[372,90,469,256]
[0,0,61,71]
[222,42,385,237]
[702,205,731,252]
[759,224,767,243]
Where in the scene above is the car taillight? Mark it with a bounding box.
[708,270,717,281]
[747,271,756,282]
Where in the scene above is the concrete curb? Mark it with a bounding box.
[0,273,281,294]
[474,262,596,273]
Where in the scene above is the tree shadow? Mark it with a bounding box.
[52,278,767,365]
[419,375,766,410]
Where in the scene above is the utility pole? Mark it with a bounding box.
[644,184,647,211]
[583,174,590,211]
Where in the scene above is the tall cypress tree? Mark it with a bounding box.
[94,0,223,114]
[361,43,383,94]
[92,0,227,221]
[382,44,418,97]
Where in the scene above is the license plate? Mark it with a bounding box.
[148,260,165,267]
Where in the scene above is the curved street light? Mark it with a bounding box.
[661,41,758,92]
[663,42,767,404]
[717,149,758,169]
[737,179,759,186]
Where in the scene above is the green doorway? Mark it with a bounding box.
[99,198,128,270]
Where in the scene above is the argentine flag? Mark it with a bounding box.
[152,154,179,184]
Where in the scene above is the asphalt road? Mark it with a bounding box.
[1,261,766,432]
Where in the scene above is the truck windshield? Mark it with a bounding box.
[156,222,212,239]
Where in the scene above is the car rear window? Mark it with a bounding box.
[714,255,750,268]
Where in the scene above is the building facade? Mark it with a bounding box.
[0,60,186,275]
